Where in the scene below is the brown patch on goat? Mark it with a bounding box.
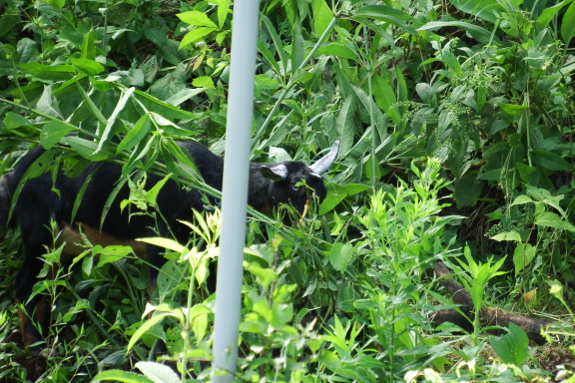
[55,222,147,257]
[17,301,33,346]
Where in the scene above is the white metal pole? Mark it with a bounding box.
[211,0,260,381]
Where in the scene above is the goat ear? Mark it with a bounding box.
[260,164,288,182]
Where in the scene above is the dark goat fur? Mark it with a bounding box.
[0,140,338,353]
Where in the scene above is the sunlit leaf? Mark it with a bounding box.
[177,11,218,28]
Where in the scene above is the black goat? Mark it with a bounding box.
[0,140,339,354]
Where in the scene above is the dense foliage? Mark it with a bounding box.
[1,0,575,381]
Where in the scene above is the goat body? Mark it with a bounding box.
[0,140,339,353]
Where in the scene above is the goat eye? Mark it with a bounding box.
[292,185,300,191]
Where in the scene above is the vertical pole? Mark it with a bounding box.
[211,0,260,381]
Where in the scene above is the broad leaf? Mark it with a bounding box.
[117,115,152,154]
[177,11,218,28]
[537,0,574,30]
[70,57,105,76]
[40,120,76,149]
[449,0,504,24]
[136,361,181,383]
[329,243,353,273]
[562,1,575,46]
[417,21,498,44]
[127,314,170,351]
[19,63,75,82]
[61,136,110,161]
[535,211,575,232]
[489,323,529,365]
[513,243,537,275]
[312,0,333,39]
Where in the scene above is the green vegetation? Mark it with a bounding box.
[1,0,575,381]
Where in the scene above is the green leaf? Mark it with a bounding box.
[312,0,333,39]
[319,193,347,215]
[454,171,484,208]
[17,38,40,64]
[36,85,63,118]
[246,264,277,289]
[133,90,195,119]
[217,0,231,28]
[351,84,387,141]
[510,194,534,206]
[0,15,21,40]
[365,152,382,182]
[127,314,170,351]
[318,349,341,370]
[261,15,288,74]
[19,63,76,82]
[319,182,370,214]
[192,76,215,89]
[449,0,505,24]
[442,50,462,75]
[489,322,529,365]
[562,1,575,46]
[178,27,217,49]
[352,5,417,35]
[40,120,76,149]
[101,177,128,228]
[9,149,61,223]
[187,304,212,322]
[135,361,181,383]
[97,87,135,153]
[316,43,358,61]
[532,150,574,171]
[145,174,172,206]
[81,30,97,60]
[177,11,218,28]
[417,21,498,44]
[525,186,566,215]
[93,370,154,383]
[4,112,32,130]
[373,74,401,125]
[491,230,522,242]
[148,64,188,101]
[292,21,304,70]
[536,0,574,30]
[535,211,575,232]
[271,302,293,329]
[498,103,529,116]
[192,311,208,342]
[138,237,186,253]
[547,279,565,302]
[164,88,207,106]
[117,114,151,154]
[516,162,536,183]
[335,99,356,158]
[96,248,132,268]
[60,136,110,161]
[255,75,281,90]
[257,40,281,74]
[513,243,537,275]
[76,77,107,125]
[329,243,353,273]
[157,260,186,300]
[70,57,105,76]
[47,0,66,8]
[477,168,502,181]
[59,19,84,48]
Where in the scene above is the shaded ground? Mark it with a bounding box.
[1,332,46,382]
[536,343,575,376]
